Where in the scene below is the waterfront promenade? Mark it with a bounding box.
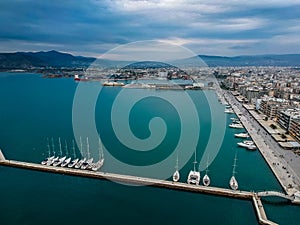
[223,90,300,196]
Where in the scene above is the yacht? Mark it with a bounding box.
[52,156,66,167]
[61,140,71,167]
[61,157,71,167]
[172,151,180,182]
[187,151,200,185]
[68,158,79,168]
[203,174,210,186]
[229,123,243,129]
[234,133,249,138]
[229,154,238,190]
[90,138,105,171]
[75,136,86,168]
[75,158,86,169]
[202,156,210,186]
[237,140,256,150]
[81,137,94,169]
[41,138,54,165]
[68,140,78,168]
[90,158,104,171]
[46,156,58,166]
[224,108,234,114]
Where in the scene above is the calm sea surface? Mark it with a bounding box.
[0,72,299,225]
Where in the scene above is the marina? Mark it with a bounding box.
[1,74,300,225]
[221,89,300,196]
[0,149,299,225]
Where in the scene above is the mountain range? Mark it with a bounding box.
[0,50,300,69]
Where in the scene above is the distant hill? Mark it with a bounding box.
[0,50,300,69]
[0,50,95,69]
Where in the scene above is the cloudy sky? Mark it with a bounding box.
[0,0,300,56]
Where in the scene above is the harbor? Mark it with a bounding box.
[1,73,300,225]
[0,149,299,225]
[220,89,300,196]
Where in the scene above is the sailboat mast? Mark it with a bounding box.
[80,136,83,156]
[175,150,179,170]
[58,137,62,156]
[232,154,237,176]
[72,140,76,158]
[65,140,68,157]
[46,137,51,157]
[205,155,210,175]
[86,137,90,159]
[193,150,197,172]
[51,137,55,156]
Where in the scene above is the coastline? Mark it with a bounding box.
[222,90,300,196]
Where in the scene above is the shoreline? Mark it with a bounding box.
[222,90,300,196]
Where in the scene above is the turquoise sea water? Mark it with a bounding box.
[0,72,299,225]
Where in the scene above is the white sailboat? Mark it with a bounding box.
[41,137,54,165]
[172,151,180,182]
[202,156,210,186]
[53,138,66,166]
[187,150,200,185]
[75,136,86,168]
[229,154,239,190]
[81,137,93,170]
[61,140,71,167]
[68,140,79,168]
[90,138,104,171]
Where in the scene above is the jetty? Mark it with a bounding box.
[2,150,300,224]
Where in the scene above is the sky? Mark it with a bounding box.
[0,0,300,57]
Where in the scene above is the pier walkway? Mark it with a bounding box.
[0,149,289,225]
[257,191,294,201]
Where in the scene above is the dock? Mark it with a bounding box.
[0,149,281,225]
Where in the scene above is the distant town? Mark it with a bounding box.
[220,66,300,151]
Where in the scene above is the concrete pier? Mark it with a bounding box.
[0,149,278,225]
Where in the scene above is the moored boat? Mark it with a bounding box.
[234,132,249,138]
[172,151,180,182]
[187,150,200,185]
[229,154,238,190]
[237,140,256,150]
[229,123,243,129]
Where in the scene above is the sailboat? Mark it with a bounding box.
[41,138,55,165]
[53,137,66,166]
[68,140,79,168]
[187,150,200,185]
[202,156,211,186]
[229,154,239,190]
[81,137,94,170]
[90,138,104,171]
[75,136,86,169]
[61,140,71,167]
[172,151,180,182]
